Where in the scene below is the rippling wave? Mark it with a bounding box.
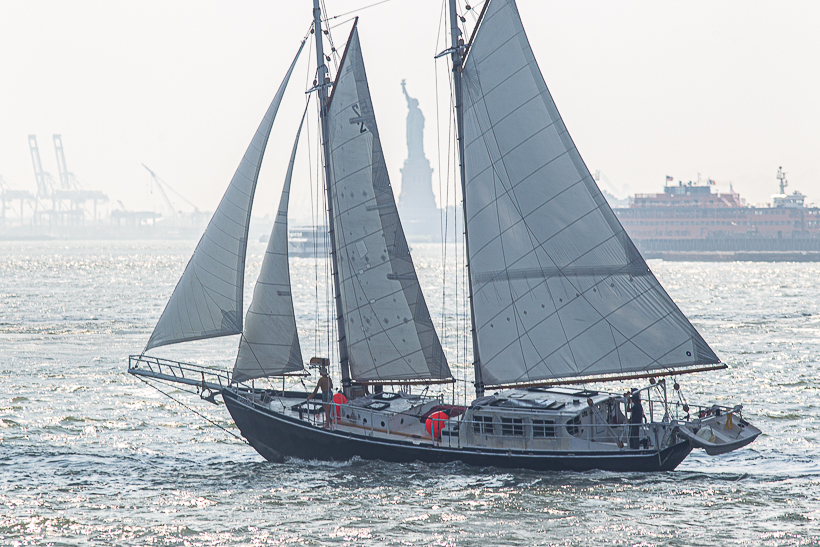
[1,240,819,546]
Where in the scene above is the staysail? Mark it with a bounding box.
[232,107,309,383]
[326,25,450,382]
[145,42,304,351]
[460,0,719,386]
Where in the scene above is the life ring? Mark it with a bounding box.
[426,411,449,439]
[725,412,734,430]
[331,392,348,419]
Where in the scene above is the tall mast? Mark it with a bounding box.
[448,0,483,398]
[313,0,351,394]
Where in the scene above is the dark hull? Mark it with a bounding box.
[223,389,692,472]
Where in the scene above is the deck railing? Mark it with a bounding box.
[128,354,233,394]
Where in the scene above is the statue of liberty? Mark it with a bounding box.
[398,80,438,241]
[401,80,425,161]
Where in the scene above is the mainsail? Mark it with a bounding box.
[326,25,450,382]
[232,107,309,383]
[460,0,719,386]
[145,42,304,351]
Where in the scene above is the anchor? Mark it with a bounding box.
[199,374,218,405]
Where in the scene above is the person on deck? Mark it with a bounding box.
[307,366,334,428]
[629,391,644,449]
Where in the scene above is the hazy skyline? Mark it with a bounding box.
[1,0,818,223]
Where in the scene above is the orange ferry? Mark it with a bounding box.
[612,169,820,255]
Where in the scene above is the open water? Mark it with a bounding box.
[1,239,819,546]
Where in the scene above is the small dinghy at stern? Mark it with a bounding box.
[677,405,761,456]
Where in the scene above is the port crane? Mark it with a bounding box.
[141,164,201,224]
[142,164,178,223]
[28,135,57,198]
[0,173,35,223]
[53,135,80,190]
[27,134,107,224]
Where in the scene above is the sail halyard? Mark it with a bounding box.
[313,0,352,394]
[324,26,451,383]
[459,0,720,388]
[144,40,305,352]
[448,0,484,398]
[232,105,310,384]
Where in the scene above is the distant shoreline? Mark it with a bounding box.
[643,251,820,262]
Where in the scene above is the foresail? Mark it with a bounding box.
[145,41,304,351]
[326,26,450,382]
[461,0,718,386]
[232,107,308,383]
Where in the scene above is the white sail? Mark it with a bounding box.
[326,26,450,382]
[232,108,308,383]
[145,42,304,351]
[461,0,718,386]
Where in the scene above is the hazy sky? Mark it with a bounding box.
[1,0,818,222]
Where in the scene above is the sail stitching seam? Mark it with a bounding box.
[464,122,564,192]
[463,146,574,232]
[464,16,564,383]
[482,281,673,377]
[468,109,611,379]
[510,16,688,373]
[464,2,674,381]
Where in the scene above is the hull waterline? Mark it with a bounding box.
[223,389,692,473]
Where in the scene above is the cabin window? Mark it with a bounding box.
[501,417,524,436]
[532,419,555,438]
[473,415,493,435]
[565,415,582,436]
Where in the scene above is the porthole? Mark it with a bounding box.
[381,421,385,427]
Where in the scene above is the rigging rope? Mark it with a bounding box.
[435,0,471,406]
[133,374,248,445]
[435,0,448,354]
[320,0,341,73]
[323,0,398,22]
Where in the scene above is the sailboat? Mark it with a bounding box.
[129,0,760,471]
